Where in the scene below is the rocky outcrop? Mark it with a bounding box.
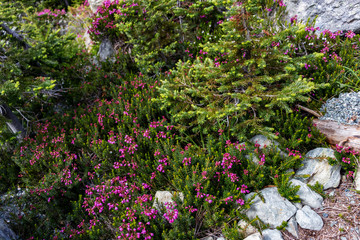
[284,0,360,33]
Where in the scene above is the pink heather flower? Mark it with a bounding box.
[290,15,297,24]
[182,157,191,166]
[156,164,165,172]
[342,157,351,164]
[236,198,245,205]
[345,30,356,39]
[347,171,354,178]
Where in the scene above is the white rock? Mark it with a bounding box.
[294,202,302,210]
[98,37,115,62]
[250,135,287,158]
[245,187,297,228]
[263,229,283,240]
[295,148,341,189]
[88,0,106,13]
[295,206,324,231]
[238,219,259,237]
[290,179,323,209]
[244,232,262,240]
[152,191,184,211]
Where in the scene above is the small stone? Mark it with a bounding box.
[322,213,329,218]
[244,232,262,240]
[200,237,213,240]
[238,220,259,237]
[341,237,347,240]
[351,200,356,204]
[262,229,283,240]
[286,217,299,239]
[329,190,335,197]
[330,221,338,227]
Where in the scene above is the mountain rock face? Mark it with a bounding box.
[284,0,360,33]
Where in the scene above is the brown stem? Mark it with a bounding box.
[296,104,322,118]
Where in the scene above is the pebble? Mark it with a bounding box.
[330,221,337,227]
[341,237,347,240]
[322,213,329,218]
[329,190,335,197]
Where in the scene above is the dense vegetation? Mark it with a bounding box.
[0,0,360,239]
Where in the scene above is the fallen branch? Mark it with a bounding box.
[296,104,322,118]
[0,23,31,50]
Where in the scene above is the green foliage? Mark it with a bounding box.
[88,0,229,74]
[307,182,326,199]
[274,171,301,203]
[154,0,328,140]
[1,0,360,239]
[275,221,288,231]
[268,110,328,152]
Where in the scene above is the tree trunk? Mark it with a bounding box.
[313,119,360,152]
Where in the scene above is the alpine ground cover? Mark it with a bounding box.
[0,0,360,239]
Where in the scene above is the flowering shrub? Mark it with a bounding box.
[2,0,360,239]
[88,0,229,73]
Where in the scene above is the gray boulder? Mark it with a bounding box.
[284,0,360,33]
[245,187,297,228]
[295,205,324,231]
[295,148,341,189]
[289,179,323,209]
[263,229,283,240]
